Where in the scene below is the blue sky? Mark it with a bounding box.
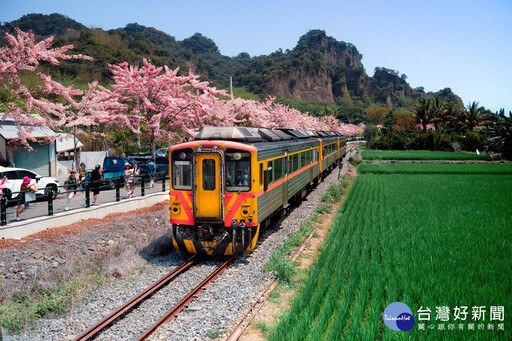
[2,0,511,113]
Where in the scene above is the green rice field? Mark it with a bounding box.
[361,150,489,161]
[271,163,512,340]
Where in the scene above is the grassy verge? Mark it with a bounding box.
[0,271,103,331]
[264,180,347,283]
[361,150,490,161]
[270,164,512,340]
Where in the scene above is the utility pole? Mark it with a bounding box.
[230,76,233,100]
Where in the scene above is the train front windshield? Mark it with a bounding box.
[171,148,193,190]
[225,149,251,192]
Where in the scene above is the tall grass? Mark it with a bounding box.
[362,150,489,161]
[271,165,512,340]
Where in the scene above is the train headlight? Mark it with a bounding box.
[172,203,181,214]
[241,204,250,217]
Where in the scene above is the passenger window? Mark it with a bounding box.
[202,159,216,191]
[268,161,274,183]
[274,158,282,180]
[292,154,299,172]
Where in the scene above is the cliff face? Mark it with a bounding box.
[273,68,334,104]
[265,30,367,104]
[257,29,460,109]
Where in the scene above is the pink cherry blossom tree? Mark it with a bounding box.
[0,28,93,148]
[37,74,128,167]
[108,59,227,157]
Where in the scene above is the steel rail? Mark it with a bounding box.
[137,255,238,341]
[73,255,199,341]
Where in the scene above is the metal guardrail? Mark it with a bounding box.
[0,171,169,226]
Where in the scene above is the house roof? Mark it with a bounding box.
[0,124,59,140]
[56,134,84,153]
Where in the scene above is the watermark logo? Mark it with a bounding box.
[383,302,415,331]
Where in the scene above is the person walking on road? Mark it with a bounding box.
[89,164,102,206]
[124,163,134,198]
[130,163,140,196]
[64,170,80,210]
[15,176,37,220]
[147,159,156,189]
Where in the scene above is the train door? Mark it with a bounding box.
[194,153,222,220]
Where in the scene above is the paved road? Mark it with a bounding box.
[6,178,170,224]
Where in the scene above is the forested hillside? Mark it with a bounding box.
[1,13,462,122]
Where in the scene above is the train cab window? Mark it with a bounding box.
[202,159,216,191]
[171,148,192,190]
[305,150,311,165]
[312,149,317,162]
[225,149,251,192]
[259,163,264,187]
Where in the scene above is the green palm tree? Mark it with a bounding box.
[413,97,432,131]
[464,101,486,131]
[485,110,512,160]
[430,96,446,130]
[443,102,465,133]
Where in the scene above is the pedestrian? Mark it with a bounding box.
[0,176,8,200]
[124,163,133,198]
[147,159,156,188]
[131,163,140,196]
[15,176,37,221]
[64,170,79,211]
[79,162,88,190]
[89,164,102,206]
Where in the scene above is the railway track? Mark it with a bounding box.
[74,255,237,341]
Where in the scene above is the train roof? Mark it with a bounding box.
[194,126,344,143]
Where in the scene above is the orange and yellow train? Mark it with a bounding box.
[169,126,347,256]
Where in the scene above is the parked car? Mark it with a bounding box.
[127,155,169,174]
[0,167,59,200]
[127,155,151,172]
[155,147,170,158]
[84,156,134,187]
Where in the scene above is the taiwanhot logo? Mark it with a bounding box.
[383,302,415,331]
